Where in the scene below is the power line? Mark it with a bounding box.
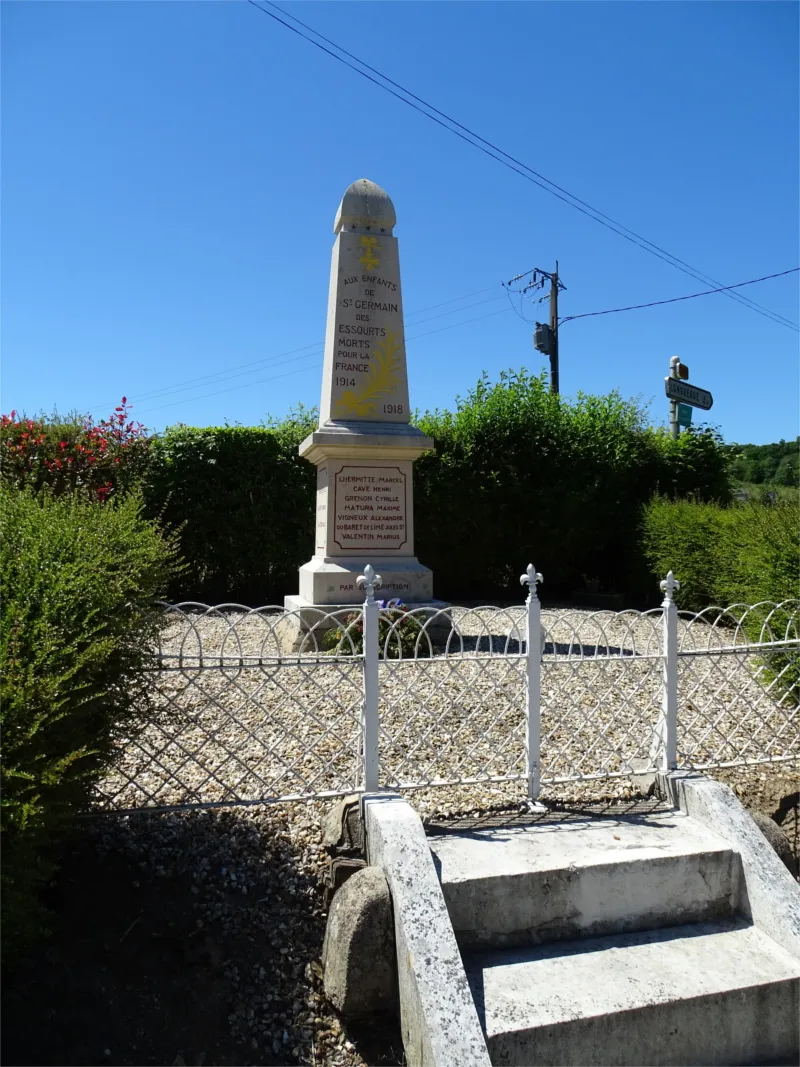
[105,264,798,418]
[259,0,798,333]
[561,267,800,325]
[133,304,514,417]
[88,285,502,413]
[246,0,798,333]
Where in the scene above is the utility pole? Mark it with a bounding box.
[506,263,566,395]
[549,261,560,395]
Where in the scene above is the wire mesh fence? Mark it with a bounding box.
[676,602,800,769]
[539,607,665,786]
[93,571,800,814]
[379,607,528,790]
[95,605,366,811]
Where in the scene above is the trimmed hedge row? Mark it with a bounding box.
[0,488,180,957]
[642,497,800,612]
[642,496,800,709]
[142,415,317,605]
[2,376,733,606]
[141,373,732,605]
[413,371,730,601]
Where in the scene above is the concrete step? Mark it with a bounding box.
[464,919,800,1066]
[430,809,737,950]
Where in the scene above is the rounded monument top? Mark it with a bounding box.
[334,178,396,235]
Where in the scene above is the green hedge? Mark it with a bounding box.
[0,488,180,957]
[142,412,317,604]
[642,496,800,707]
[5,375,732,607]
[642,497,800,611]
[137,373,730,605]
[413,371,731,601]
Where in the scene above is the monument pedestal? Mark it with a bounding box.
[283,422,449,642]
[283,179,448,647]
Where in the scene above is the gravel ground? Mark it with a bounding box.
[2,799,404,1067]
[96,604,799,811]
[5,605,797,1067]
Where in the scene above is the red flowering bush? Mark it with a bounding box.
[1,399,152,502]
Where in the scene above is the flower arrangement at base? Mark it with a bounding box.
[322,600,431,659]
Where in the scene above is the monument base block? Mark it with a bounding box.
[280,594,451,654]
[297,555,434,605]
[282,557,451,653]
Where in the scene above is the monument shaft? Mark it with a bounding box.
[320,231,410,424]
[286,179,441,615]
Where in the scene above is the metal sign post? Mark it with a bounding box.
[668,356,680,440]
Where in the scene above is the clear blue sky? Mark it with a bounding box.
[3,1,798,444]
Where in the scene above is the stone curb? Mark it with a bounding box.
[363,794,491,1067]
[658,770,800,960]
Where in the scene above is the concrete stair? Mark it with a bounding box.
[464,919,800,1066]
[428,808,800,1066]
[430,809,737,950]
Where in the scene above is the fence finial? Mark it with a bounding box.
[520,563,544,598]
[660,570,681,602]
[357,564,382,603]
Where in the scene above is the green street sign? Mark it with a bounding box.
[677,403,693,428]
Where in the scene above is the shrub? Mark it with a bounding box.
[130,373,730,606]
[642,496,800,707]
[142,410,317,604]
[716,501,800,607]
[1,400,152,503]
[651,423,732,503]
[3,378,732,608]
[640,497,730,611]
[0,487,180,957]
[413,371,731,602]
[642,497,800,611]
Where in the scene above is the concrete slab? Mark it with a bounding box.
[431,810,736,948]
[465,919,800,1066]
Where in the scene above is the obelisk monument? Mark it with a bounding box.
[285,178,443,621]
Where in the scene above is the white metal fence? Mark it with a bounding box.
[94,564,800,812]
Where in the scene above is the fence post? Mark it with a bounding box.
[660,570,680,771]
[357,564,382,792]
[520,563,544,800]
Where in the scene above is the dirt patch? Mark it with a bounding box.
[709,765,799,874]
[1,807,403,1067]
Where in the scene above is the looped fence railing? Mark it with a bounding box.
[93,569,800,813]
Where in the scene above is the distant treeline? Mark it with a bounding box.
[723,437,799,487]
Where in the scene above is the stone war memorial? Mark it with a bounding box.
[285,178,446,631]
